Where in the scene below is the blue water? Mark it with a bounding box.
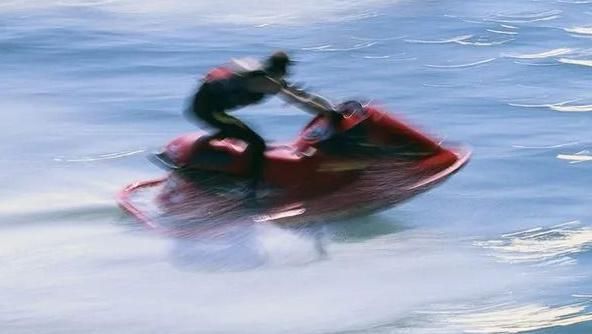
[2,0,592,333]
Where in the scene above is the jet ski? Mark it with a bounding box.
[118,100,470,237]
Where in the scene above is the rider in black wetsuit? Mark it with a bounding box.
[187,51,292,198]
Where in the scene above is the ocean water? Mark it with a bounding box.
[2,0,592,333]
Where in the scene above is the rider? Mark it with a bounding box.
[187,51,295,198]
[187,51,346,199]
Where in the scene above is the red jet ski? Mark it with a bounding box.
[118,101,470,237]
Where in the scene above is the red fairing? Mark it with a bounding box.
[203,67,234,82]
[118,104,471,236]
[364,107,441,152]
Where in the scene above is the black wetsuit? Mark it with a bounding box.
[189,69,269,190]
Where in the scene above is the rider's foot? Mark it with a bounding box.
[243,188,262,209]
[188,136,213,165]
[244,181,272,208]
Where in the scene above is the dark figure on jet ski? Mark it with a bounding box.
[185,51,336,198]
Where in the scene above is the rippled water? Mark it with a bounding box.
[2,0,592,333]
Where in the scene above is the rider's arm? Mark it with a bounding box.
[245,76,331,116]
[245,74,284,94]
[237,61,334,115]
[278,85,335,116]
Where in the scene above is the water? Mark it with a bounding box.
[2,0,592,333]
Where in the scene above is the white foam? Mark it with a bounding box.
[301,41,377,52]
[363,55,392,59]
[425,57,496,69]
[504,48,574,59]
[514,60,561,66]
[0,226,520,334]
[488,15,560,24]
[509,99,592,112]
[475,221,592,264]
[565,26,592,35]
[405,34,473,44]
[551,104,592,112]
[447,303,592,333]
[557,154,592,163]
[350,35,407,41]
[301,44,332,51]
[456,38,515,46]
[386,56,417,62]
[487,10,562,23]
[496,9,562,19]
[559,58,592,67]
[512,141,581,149]
[487,29,518,35]
[407,34,513,47]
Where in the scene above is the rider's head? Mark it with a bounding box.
[264,51,292,78]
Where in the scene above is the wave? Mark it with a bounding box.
[557,150,592,164]
[444,302,592,333]
[362,55,392,59]
[564,26,592,35]
[496,9,562,19]
[53,149,145,162]
[350,35,407,42]
[488,15,561,24]
[514,60,560,66]
[551,104,592,112]
[425,57,496,69]
[456,38,515,46]
[406,35,513,47]
[386,57,417,62]
[301,41,377,52]
[359,54,417,62]
[504,48,574,59]
[557,154,592,163]
[487,9,562,23]
[422,83,459,88]
[559,58,592,67]
[501,24,518,29]
[558,0,592,3]
[405,34,473,44]
[475,221,592,265]
[337,10,383,22]
[509,98,592,112]
[301,44,332,51]
[487,29,518,35]
[512,141,581,149]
